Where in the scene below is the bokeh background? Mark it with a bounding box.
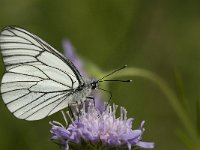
[0,0,200,150]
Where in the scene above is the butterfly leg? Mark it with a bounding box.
[68,102,78,120]
[86,96,95,106]
[75,101,81,121]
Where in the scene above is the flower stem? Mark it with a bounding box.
[108,67,197,140]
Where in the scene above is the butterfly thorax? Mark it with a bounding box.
[70,79,97,105]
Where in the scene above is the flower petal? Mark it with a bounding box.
[136,141,155,148]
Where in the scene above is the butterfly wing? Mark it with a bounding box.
[0,26,84,120]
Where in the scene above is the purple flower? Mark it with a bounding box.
[50,101,154,150]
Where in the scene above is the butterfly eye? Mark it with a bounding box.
[81,83,85,87]
[91,82,97,89]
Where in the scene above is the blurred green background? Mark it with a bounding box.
[0,0,200,150]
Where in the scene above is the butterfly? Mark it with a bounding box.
[0,26,129,121]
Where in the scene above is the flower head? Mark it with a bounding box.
[50,101,154,150]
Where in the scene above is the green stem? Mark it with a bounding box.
[108,67,197,140]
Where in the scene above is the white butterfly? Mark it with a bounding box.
[0,26,130,121]
[0,26,99,121]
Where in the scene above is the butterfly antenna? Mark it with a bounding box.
[101,79,132,82]
[98,65,128,82]
[97,65,132,83]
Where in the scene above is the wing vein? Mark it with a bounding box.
[22,93,68,119]
[5,91,30,104]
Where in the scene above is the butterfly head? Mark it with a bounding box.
[81,78,98,90]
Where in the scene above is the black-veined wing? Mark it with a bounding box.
[0,26,83,120]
